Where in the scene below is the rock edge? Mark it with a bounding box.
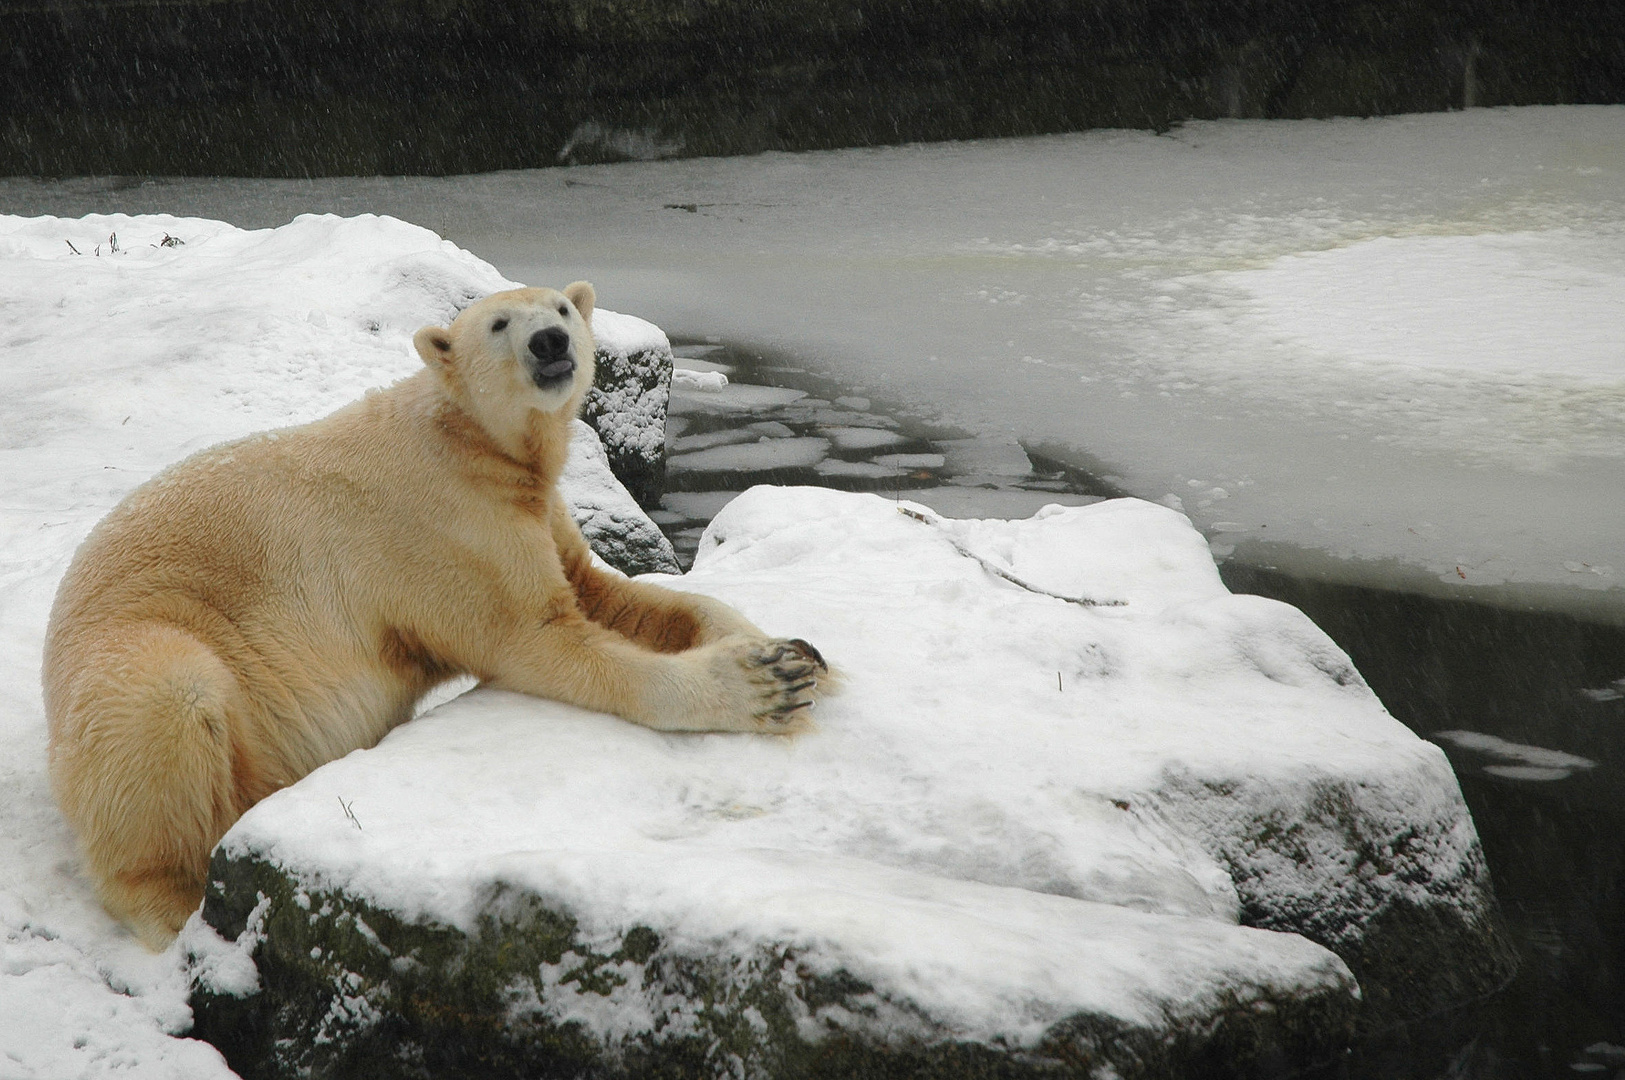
[188,851,1360,1080]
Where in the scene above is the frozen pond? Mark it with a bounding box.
[4,105,1621,621]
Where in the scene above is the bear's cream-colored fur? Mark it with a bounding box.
[43,284,828,950]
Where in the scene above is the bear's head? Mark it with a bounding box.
[413,283,597,455]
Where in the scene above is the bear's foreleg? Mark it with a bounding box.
[486,603,826,734]
[550,499,766,651]
[567,558,766,652]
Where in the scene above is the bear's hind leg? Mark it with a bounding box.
[102,864,214,952]
[50,623,242,950]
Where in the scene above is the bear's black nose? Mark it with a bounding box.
[529,327,571,360]
[527,326,576,388]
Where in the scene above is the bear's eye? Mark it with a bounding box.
[557,304,569,317]
[491,318,508,333]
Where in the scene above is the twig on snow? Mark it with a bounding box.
[897,505,1126,608]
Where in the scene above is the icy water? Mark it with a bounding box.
[653,340,1114,568]
[671,343,1625,1080]
[1243,570,1625,1079]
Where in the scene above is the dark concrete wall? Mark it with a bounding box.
[2,0,1621,177]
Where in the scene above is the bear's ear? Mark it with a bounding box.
[564,280,595,324]
[413,326,454,367]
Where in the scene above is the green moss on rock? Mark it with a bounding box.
[189,847,1360,1080]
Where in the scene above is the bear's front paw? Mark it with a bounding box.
[738,637,828,731]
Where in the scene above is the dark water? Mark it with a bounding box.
[1230,568,1625,1080]
[663,340,1625,1080]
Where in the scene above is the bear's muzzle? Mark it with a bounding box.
[527,327,575,388]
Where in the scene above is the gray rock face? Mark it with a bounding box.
[582,310,674,509]
[560,420,680,577]
[187,853,1359,1080]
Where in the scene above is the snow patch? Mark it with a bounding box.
[673,368,729,391]
[182,894,271,999]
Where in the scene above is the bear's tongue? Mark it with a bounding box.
[536,359,573,379]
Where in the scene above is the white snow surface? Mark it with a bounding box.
[592,306,668,359]
[215,486,1489,1048]
[0,211,672,1078]
[15,107,1615,612]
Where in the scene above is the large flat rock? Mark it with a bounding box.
[186,488,1511,1078]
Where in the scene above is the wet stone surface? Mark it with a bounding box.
[655,341,1117,569]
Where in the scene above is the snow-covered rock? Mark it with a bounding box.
[583,310,675,509]
[561,418,679,576]
[185,488,1510,1079]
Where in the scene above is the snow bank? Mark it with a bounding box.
[191,487,1505,1076]
[0,212,668,1077]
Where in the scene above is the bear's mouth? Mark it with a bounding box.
[529,357,576,388]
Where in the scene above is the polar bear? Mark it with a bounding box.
[42,283,828,950]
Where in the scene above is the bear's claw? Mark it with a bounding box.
[748,638,828,673]
[742,637,827,729]
[788,638,828,671]
[762,698,815,727]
